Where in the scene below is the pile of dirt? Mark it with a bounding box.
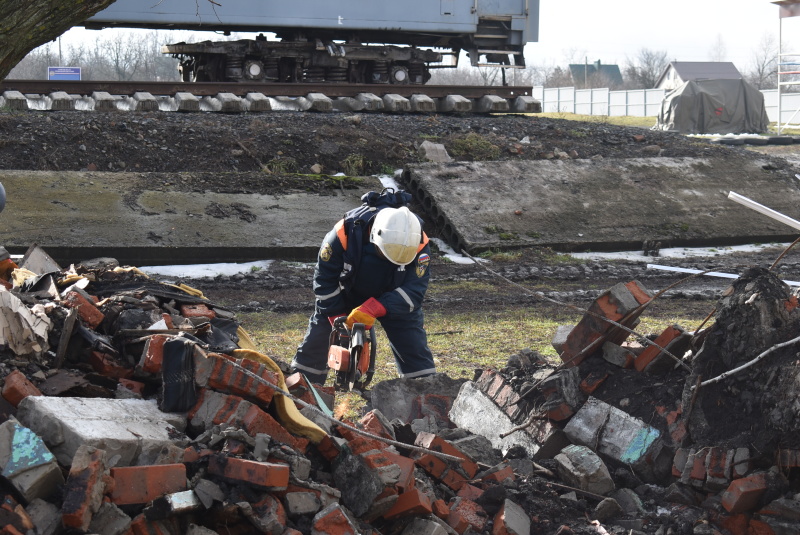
[0,111,778,177]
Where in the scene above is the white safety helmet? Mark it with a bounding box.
[370,206,422,265]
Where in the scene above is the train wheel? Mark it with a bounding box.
[390,65,410,85]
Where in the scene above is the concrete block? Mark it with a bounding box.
[439,94,472,113]
[551,324,574,353]
[332,449,384,517]
[109,463,187,505]
[402,518,448,535]
[382,94,411,112]
[132,92,158,111]
[241,494,287,534]
[418,140,453,163]
[246,92,272,112]
[2,90,29,110]
[49,91,75,111]
[175,92,200,112]
[410,94,436,113]
[476,95,509,113]
[88,502,131,535]
[2,369,42,406]
[564,396,662,471]
[450,381,540,457]
[610,488,645,515]
[304,93,334,112]
[372,374,466,424]
[602,341,635,368]
[492,499,530,535]
[356,92,384,111]
[0,420,64,502]
[62,445,109,531]
[91,91,119,111]
[17,396,187,466]
[512,95,542,113]
[311,503,359,535]
[212,92,243,112]
[554,444,615,495]
[332,96,362,112]
[284,491,322,516]
[26,498,61,535]
[194,478,225,508]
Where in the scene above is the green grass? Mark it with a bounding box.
[534,112,657,129]
[235,303,706,386]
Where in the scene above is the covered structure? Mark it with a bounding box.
[653,79,768,134]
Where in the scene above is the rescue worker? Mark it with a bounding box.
[290,202,436,385]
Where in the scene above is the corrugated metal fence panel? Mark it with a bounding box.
[533,86,800,120]
[575,88,609,115]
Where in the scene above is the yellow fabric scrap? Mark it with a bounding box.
[236,326,257,350]
[11,268,37,289]
[169,283,206,299]
[232,349,327,444]
[112,266,149,277]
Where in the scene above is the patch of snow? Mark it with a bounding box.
[570,243,790,262]
[429,238,484,265]
[139,259,274,279]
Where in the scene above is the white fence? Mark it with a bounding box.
[532,85,800,123]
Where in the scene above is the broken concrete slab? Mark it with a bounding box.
[17,396,187,466]
[370,374,466,424]
[403,157,800,253]
[554,444,615,495]
[0,170,382,265]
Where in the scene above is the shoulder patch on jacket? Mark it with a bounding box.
[416,253,430,277]
[320,242,333,262]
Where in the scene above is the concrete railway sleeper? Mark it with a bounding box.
[0,81,541,115]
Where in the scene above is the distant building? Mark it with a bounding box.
[568,60,623,89]
[655,61,742,90]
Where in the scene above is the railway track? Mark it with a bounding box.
[0,80,539,114]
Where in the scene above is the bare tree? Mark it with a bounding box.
[745,32,779,90]
[708,34,728,62]
[623,48,669,89]
[0,0,116,80]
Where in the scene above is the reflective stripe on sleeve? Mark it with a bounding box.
[395,287,414,312]
[316,286,342,301]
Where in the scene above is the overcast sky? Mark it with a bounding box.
[527,0,796,71]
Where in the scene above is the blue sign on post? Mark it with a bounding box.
[47,67,81,80]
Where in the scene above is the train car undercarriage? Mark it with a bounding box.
[163,38,444,84]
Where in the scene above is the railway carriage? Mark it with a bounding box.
[85,0,539,84]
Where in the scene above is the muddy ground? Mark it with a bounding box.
[3,109,800,313]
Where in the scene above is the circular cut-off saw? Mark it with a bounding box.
[327,317,377,392]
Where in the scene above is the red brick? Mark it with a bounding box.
[243,405,303,451]
[689,450,707,482]
[180,303,216,319]
[670,420,688,444]
[337,429,385,455]
[624,281,652,306]
[140,334,170,374]
[383,451,415,493]
[208,355,276,406]
[457,484,484,501]
[182,446,213,464]
[721,473,768,514]
[545,402,574,422]
[441,468,467,491]
[89,351,133,380]
[316,435,342,461]
[449,498,488,533]
[672,448,689,478]
[415,432,479,478]
[424,499,445,521]
[2,527,25,535]
[187,389,248,427]
[447,509,470,534]
[1,370,42,407]
[359,410,394,440]
[747,519,776,535]
[286,372,316,407]
[415,453,448,479]
[252,494,288,528]
[705,447,728,479]
[128,514,179,535]
[411,394,454,424]
[634,325,683,372]
[208,455,289,490]
[579,370,608,395]
[779,449,800,468]
[312,504,358,535]
[718,513,749,535]
[62,447,109,530]
[109,464,186,505]
[63,291,105,329]
[383,487,433,519]
[118,378,145,395]
[484,373,507,399]
[481,465,515,483]
[476,369,498,390]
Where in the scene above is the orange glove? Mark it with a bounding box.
[345,298,387,329]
